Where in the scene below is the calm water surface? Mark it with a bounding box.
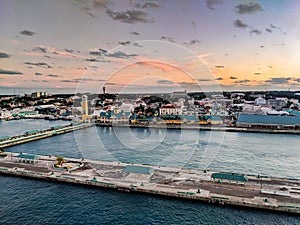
[0,120,299,224]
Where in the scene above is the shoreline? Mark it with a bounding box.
[0,152,299,215]
[0,122,93,148]
[100,123,300,135]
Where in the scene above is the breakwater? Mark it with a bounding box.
[0,123,93,148]
[0,153,299,215]
[100,123,300,135]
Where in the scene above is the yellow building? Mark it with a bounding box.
[81,95,89,120]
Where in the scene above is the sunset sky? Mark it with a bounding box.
[1,0,300,94]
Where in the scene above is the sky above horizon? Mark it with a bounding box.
[1,0,300,94]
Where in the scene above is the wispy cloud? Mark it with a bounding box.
[134,2,161,9]
[32,46,47,53]
[52,50,79,58]
[60,79,79,83]
[133,42,143,47]
[189,39,200,45]
[235,2,263,14]
[161,36,175,43]
[47,74,61,78]
[64,48,74,53]
[235,79,250,83]
[119,41,131,46]
[79,0,112,18]
[35,72,43,76]
[265,28,272,33]
[250,29,262,35]
[32,79,49,83]
[93,0,111,9]
[270,24,278,29]
[265,77,291,84]
[106,9,153,24]
[88,48,135,60]
[269,24,286,35]
[0,52,10,58]
[86,58,100,62]
[157,80,173,84]
[230,76,238,80]
[89,48,108,56]
[106,51,138,58]
[30,45,81,58]
[20,30,35,36]
[198,79,212,82]
[178,81,196,85]
[129,31,140,35]
[233,19,248,28]
[24,62,52,68]
[60,78,101,83]
[0,68,23,75]
[205,0,223,10]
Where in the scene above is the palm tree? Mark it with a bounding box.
[56,156,64,167]
[0,148,7,157]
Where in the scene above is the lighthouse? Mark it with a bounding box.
[81,95,88,117]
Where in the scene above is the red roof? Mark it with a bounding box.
[161,104,176,109]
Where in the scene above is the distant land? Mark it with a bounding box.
[0,86,299,97]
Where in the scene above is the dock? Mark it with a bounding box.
[0,152,299,214]
[99,123,300,135]
[0,123,93,148]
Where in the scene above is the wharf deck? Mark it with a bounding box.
[0,123,93,148]
[0,153,299,214]
[101,123,300,134]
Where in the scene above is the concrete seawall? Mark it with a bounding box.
[0,123,93,148]
[102,123,300,135]
[0,153,299,214]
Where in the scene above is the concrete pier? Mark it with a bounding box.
[0,123,93,148]
[99,123,300,135]
[0,152,299,214]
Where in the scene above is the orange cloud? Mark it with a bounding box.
[106,60,197,86]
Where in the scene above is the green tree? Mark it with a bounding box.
[56,156,64,167]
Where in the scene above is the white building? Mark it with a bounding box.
[81,95,88,116]
[254,97,266,106]
[159,104,182,115]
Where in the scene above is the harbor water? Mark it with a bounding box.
[0,120,299,224]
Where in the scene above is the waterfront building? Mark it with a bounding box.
[198,115,223,125]
[236,114,300,130]
[160,104,182,115]
[211,173,248,185]
[158,115,182,125]
[15,153,40,164]
[267,98,287,110]
[110,112,130,124]
[181,115,198,124]
[81,95,88,117]
[254,97,266,106]
[31,92,40,99]
[31,91,48,99]
[97,110,131,125]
